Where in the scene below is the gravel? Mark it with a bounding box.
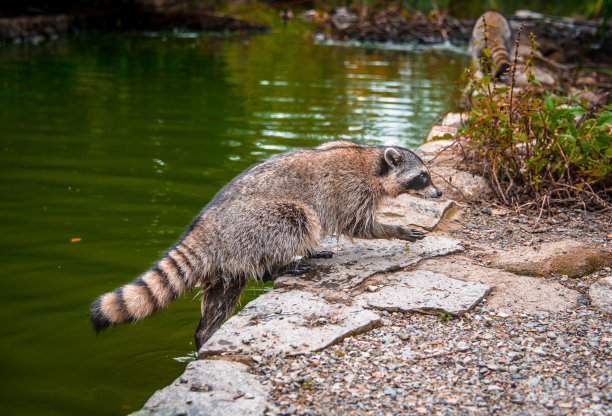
[252,305,611,415]
[449,203,611,252]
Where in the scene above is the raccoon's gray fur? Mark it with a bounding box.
[470,11,513,79]
[90,141,442,350]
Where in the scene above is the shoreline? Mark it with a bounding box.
[0,8,268,44]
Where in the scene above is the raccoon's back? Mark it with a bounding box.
[202,142,382,236]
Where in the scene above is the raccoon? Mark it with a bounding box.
[470,11,513,79]
[90,141,442,350]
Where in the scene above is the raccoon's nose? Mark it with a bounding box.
[434,188,442,198]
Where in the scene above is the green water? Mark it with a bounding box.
[0,30,468,415]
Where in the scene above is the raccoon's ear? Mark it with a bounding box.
[384,148,402,168]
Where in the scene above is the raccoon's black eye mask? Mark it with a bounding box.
[404,172,430,191]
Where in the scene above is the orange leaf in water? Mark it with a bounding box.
[71,238,82,243]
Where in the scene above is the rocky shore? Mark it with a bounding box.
[0,2,268,44]
[309,7,612,92]
[132,114,611,416]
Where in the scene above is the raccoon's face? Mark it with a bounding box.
[380,147,442,199]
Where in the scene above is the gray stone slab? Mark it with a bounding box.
[378,194,454,230]
[132,359,275,416]
[274,235,464,292]
[417,256,580,315]
[198,290,381,358]
[356,270,491,316]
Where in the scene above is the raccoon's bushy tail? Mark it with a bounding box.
[491,43,511,79]
[90,243,204,332]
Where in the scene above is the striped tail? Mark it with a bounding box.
[89,243,204,332]
[491,43,511,79]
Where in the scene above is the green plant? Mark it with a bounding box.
[457,27,612,213]
[303,377,313,388]
[437,313,453,323]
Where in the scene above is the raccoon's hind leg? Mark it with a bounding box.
[195,276,248,351]
[194,199,322,351]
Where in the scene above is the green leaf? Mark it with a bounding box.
[566,119,578,137]
[596,112,612,125]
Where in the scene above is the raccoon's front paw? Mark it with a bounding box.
[398,227,425,242]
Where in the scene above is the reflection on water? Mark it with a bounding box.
[0,31,468,415]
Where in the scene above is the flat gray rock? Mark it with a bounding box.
[274,235,464,292]
[199,290,381,358]
[356,270,490,316]
[132,359,275,416]
[416,256,581,315]
[590,276,612,315]
[378,194,454,230]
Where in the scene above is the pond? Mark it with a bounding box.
[0,29,468,415]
